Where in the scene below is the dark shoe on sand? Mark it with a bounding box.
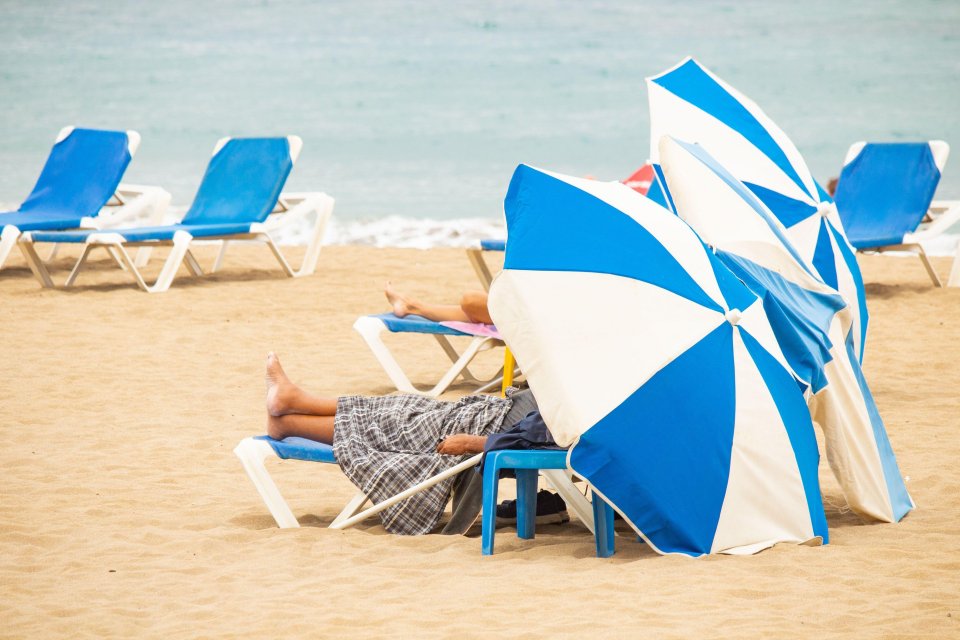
[496,490,569,526]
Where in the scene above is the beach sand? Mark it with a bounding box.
[2,245,959,638]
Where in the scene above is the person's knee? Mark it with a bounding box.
[460,291,491,324]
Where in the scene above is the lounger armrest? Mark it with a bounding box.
[84,183,173,229]
[907,200,960,241]
[262,192,335,229]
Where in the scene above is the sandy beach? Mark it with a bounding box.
[2,244,959,638]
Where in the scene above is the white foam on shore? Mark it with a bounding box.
[4,199,956,253]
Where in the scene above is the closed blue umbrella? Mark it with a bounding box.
[647,57,869,363]
[488,165,828,556]
[657,136,913,523]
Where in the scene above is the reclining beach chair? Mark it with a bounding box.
[353,313,515,398]
[834,140,960,286]
[19,136,334,293]
[0,126,169,273]
[233,434,600,551]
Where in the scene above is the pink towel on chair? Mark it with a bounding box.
[439,321,502,340]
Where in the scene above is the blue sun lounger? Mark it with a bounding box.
[233,435,606,555]
[0,127,169,273]
[834,140,960,286]
[353,313,513,397]
[19,136,334,292]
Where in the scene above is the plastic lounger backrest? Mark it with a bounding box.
[182,137,294,226]
[835,142,943,249]
[17,128,133,217]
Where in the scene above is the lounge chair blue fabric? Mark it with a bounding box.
[834,141,958,286]
[29,137,291,245]
[835,143,942,249]
[0,127,148,272]
[19,136,335,292]
[3,128,133,230]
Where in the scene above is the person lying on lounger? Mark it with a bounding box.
[384,282,492,324]
[264,352,566,534]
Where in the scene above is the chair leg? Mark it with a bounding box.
[592,493,616,558]
[915,245,943,287]
[64,244,100,286]
[949,249,960,287]
[481,458,502,556]
[330,490,370,527]
[515,469,538,540]
[466,247,494,291]
[233,437,300,528]
[0,225,19,270]
[18,236,56,288]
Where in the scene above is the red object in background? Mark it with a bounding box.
[622,163,654,195]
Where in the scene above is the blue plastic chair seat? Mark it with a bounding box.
[370,313,472,336]
[481,449,615,557]
[254,435,337,463]
[480,238,506,251]
[0,210,89,232]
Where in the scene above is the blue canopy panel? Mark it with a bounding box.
[182,138,293,226]
[646,164,676,213]
[650,59,811,200]
[503,164,722,313]
[369,313,472,336]
[812,220,839,290]
[843,337,913,521]
[29,222,256,244]
[745,182,816,230]
[17,128,132,219]
[718,251,841,394]
[569,323,736,556]
[835,143,941,249]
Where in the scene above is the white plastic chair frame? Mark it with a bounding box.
[19,191,334,293]
[353,315,519,398]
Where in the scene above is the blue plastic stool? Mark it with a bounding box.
[481,449,615,557]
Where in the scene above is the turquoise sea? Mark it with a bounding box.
[1,0,958,244]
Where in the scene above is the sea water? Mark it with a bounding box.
[0,0,958,247]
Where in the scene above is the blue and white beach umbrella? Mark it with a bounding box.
[657,136,913,523]
[488,164,828,556]
[646,57,869,363]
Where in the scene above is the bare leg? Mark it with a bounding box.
[460,291,493,324]
[265,352,338,417]
[267,413,335,443]
[385,282,471,322]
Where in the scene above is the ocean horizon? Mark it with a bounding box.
[1,0,958,245]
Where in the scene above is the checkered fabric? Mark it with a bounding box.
[333,393,513,535]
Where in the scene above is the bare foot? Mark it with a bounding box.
[265,352,298,417]
[384,282,414,318]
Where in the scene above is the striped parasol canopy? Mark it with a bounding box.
[646,57,869,363]
[488,164,828,556]
[657,136,913,523]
